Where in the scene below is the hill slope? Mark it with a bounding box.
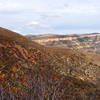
[0,27,100,100]
[26,33,100,54]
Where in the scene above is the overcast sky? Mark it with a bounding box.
[0,0,100,35]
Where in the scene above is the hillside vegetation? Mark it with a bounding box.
[0,27,100,100]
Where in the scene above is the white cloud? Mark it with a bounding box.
[40,14,61,20]
[0,0,100,34]
[12,30,21,33]
[0,2,22,11]
[27,21,49,29]
[54,3,98,15]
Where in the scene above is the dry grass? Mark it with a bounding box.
[0,27,100,100]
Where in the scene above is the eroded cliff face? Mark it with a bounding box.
[0,28,100,100]
[27,33,100,54]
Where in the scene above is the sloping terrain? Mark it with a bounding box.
[0,27,100,100]
[27,33,100,54]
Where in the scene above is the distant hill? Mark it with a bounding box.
[26,33,100,54]
[0,27,100,100]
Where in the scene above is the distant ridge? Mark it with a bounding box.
[27,33,100,54]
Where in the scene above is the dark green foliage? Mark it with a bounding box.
[77,37,90,42]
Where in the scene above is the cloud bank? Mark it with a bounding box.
[0,0,100,34]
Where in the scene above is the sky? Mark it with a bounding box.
[0,0,100,35]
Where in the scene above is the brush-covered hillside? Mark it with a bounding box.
[0,27,100,100]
